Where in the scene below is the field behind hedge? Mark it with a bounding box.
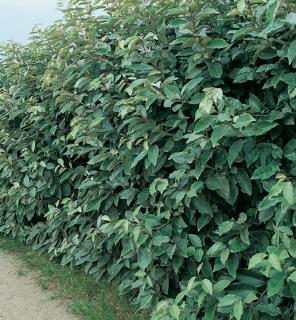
[1,0,296,319]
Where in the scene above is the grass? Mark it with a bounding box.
[0,237,148,320]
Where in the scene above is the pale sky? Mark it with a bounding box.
[0,0,65,43]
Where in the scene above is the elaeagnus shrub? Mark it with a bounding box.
[1,0,296,319]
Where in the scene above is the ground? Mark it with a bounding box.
[0,238,147,320]
[0,251,75,320]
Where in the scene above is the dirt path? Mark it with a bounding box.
[0,252,76,320]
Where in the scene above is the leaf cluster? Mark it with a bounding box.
[1,0,296,319]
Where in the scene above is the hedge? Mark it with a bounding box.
[1,0,296,319]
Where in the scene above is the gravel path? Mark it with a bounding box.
[0,252,76,320]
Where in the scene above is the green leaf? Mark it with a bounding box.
[169,152,194,164]
[269,181,284,198]
[148,145,159,166]
[158,180,169,194]
[188,234,202,247]
[195,88,223,120]
[257,304,281,316]
[211,124,234,147]
[207,38,228,49]
[226,254,239,278]
[231,27,255,41]
[237,0,245,14]
[203,303,218,320]
[237,270,265,288]
[60,102,76,113]
[138,249,153,270]
[149,178,169,195]
[194,115,216,133]
[266,0,280,23]
[78,180,99,190]
[88,154,105,165]
[258,197,280,211]
[175,191,186,204]
[170,305,180,320]
[74,77,89,89]
[288,40,296,65]
[187,276,197,290]
[207,242,225,256]
[126,78,146,95]
[289,239,296,258]
[283,181,294,205]
[208,62,223,79]
[251,165,279,180]
[23,175,30,188]
[181,77,203,95]
[249,253,266,269]
[267,272,284,297]
[233,300,243,320]
[286,13,296,25]
[218,294,238,307]
[201,279,213,295]
[228,139,245,167]
[233,113,256,128]
[131,150,147,168]
[288,271,296,282]
[220,248,230,264]
[229,238,245,253]
[204,305,216,320]
[237,169,252,196]
[153,235,170,246]
[193,196,212,214]
[214,279,232,292]
[268,253,282,272]
[241,120,278,136]
[218,221,234,235]
[193,149,213,180]
[163,84,181,99]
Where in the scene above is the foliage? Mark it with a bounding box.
[1,0,296,319]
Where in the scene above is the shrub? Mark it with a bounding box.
[1,0,296,319]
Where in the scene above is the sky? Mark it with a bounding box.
[0,0,65,43]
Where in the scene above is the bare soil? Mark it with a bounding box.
[0,252,76,320]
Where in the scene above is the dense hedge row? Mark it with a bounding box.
[1,0,296,318]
